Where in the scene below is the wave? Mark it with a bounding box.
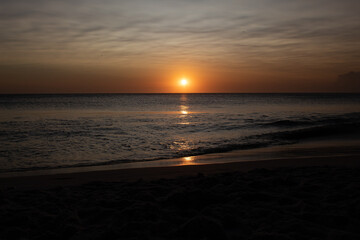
[185,121,360,156]
[1,107,360,174]
[3,119,359,174]
[260,119,312,127]
[259,112,360,128]
[264,122,360,141]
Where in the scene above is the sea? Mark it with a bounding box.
[0,93,360,173]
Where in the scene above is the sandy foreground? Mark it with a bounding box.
[1,142,360,239]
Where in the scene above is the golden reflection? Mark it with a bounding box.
[179,94,190,125]
[184,156,193,161]
[180,105,188,111]
[180,94,187,102]
[181,156,195,165]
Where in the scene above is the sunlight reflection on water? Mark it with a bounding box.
[181,156,195,165]
[1,93,360,172]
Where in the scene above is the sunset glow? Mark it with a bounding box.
[0,0,359,93]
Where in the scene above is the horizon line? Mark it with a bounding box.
[1,92,359,95]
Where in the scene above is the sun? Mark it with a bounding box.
[180,78,188,86]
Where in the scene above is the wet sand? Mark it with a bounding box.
[1,142,360,239]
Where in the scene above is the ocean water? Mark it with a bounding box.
[0,93,360,173]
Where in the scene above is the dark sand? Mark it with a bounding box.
[1,143,360,239]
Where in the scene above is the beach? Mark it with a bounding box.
[2,0,360,237]
[1,142,360,240]
[1,93,360,239]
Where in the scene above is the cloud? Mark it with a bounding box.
[0,0,359,75]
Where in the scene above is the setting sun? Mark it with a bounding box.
[180,78,188,86]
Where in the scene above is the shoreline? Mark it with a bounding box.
[1,137,359,178]
[1,139,360,190]
[0,138,360,179]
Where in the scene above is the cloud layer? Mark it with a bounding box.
[1,0,360,92]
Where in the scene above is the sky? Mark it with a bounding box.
[1,0,360,93]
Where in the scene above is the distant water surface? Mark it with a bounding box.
[0,93,359,173]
